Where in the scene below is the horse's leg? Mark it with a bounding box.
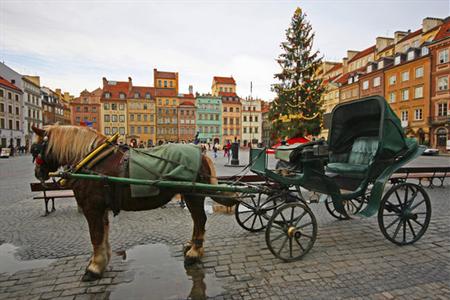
[184,195,207,265]
[82,208,111,281]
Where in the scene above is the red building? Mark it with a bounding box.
[70,88,102,131]
[178,93,196,143]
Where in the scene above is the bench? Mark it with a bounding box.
[30,182,74,215]
[389,166,450,188]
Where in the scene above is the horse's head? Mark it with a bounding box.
[31,126,60,181]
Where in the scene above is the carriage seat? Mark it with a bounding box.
[326,137,379,178]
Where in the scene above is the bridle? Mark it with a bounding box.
[30,135,49,167]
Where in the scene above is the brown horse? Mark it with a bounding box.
[31,125,235,281]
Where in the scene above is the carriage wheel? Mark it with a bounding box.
[265,203,317,261]
[378,183,431,245]
[235,193,277,232]
[324,195,366,220]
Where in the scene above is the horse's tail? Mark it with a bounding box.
[202,155,238,207]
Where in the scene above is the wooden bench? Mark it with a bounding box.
[389,166,450,188]
[30,182,74,215]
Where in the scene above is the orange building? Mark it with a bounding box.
[70,88,102,131]
[428,20,450,152]
[127,85,156,146]
[212,76,236,96]
[154,69,179,143]
[384,49,431,143]
[220,92,242,143]
[178,93,196,143]
[359,57,393,98]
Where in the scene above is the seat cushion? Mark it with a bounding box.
[326,137,378,178]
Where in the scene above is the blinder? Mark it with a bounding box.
[31,136,48,165]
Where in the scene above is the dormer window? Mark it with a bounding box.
[407,50,415,61]
[134,93,140,98]
[394,56,401,65]
[421,47,429,56]
[367,65,373,73]
[348,77,353,84]
[354,74,359,82]
[119,93,126,99]
[105,92,111,99]
[145,93,151,99]
[378,60,384,69]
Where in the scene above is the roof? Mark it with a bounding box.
[397,29,422,44]
[323,74,342,85]
[0,76,22,93]
[348,45,376,63]
[180,93,195,99]
[154,69,177,79]
[91,87,103,97]
[219,91,238,97]
[128,86,155,98]
[154,88,177,97]
[213,76,236,85]
[335,66,366,85]
[433,20,450,41]
[179,101,195,106]
[102,80,130,100]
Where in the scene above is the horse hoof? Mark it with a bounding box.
[183,245,192,256]
[82,270,102,282]
[184,256,199,266]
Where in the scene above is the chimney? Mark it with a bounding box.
[346,50,359,61]
[422,17,443,33]
[376,37,394,52]
[189,85,193,95]
[128,77,133,92]
[394,31,409,43]
[102,77,107,88]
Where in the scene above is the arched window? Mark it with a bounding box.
[436,128,448,147]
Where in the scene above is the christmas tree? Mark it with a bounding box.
[270,7,324,139]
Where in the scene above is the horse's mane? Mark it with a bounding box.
[45,125,106,164]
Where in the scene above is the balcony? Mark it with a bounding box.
[430,115,450,125]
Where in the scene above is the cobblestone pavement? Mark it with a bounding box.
[0,154,449,299]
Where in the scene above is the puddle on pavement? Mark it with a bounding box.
[111,244,225,300]
[0,243,55,274]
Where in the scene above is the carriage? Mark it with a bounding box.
[47,96,432,265]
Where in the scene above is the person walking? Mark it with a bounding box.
[213,144,218,158]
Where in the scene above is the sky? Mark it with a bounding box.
[0,0,449,100]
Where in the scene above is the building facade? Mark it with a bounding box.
[178,94,196,143]
[261,101,271,146]
[196,95,222,144]
[127,86,156,146]
[241,98,262,147]
[22,76,42,147]
[154,69,179,143]
[41,86,65,125]
[220,92,241,143]
[0,77,23,148]
[70,88,102,131]
[428,20,450,152]
[211,76,236,96]
[100,77,129,142]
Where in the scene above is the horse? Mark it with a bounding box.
[30,125,236,281]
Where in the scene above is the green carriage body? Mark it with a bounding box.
[250,96,425,217]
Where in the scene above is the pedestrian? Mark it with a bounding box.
[213,144,218,158]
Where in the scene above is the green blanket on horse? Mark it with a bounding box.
[129,144,202,197]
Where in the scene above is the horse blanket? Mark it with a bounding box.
[129,144,202,197]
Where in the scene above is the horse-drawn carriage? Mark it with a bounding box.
[31,96,431,281]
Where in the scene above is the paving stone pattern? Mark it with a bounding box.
[0,155,449,299]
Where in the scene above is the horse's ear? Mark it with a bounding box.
[31,126,46,137]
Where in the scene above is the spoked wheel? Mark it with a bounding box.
[235,193,278,232]
[378,183,431,245]
[324,195,366,220]
[265,203,317,261]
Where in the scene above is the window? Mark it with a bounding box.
[165,99,169,105]
[223,117,228,125]
[415,67,424,78]
[401,89,409,101]
[373,77,381,87]
[104,103,109,110]
[76,116,80,123]
[414,108,423,120]
[119,104,124,110]
[377,61,384,69]
[414,86,423,99]
[236,107,239,112]
[92,107,97,113]
[173,100,176,105]
[437,103,448,116]
[389,75,396,85]
[158,80,162,87]
[105,92,111,99]
[401,71,409,82]
[130,126,135,134]
[104,127,111,135]
[76,106,81,112]
[119,127,125,135]
[137,126,141,134]
[0,89,3,97]
[389,92,396,103]
[254,127,258,133]
[230,107,234,112]
[243,116,247,122]
[134,93,139,98]
[236,118,239,125]
[119,115,125,122]
[367,65,373,73]
[438,77,449,91]
[8,105,12,113]
[421,47,429,56]
[15,107,19,115]
[362,80,369,90]
[169,81,173,87]
[0,118,4,129]
[145,93,151,99]
[407,51,415,61]
[255,116,258,122]
[394,56,401,65]
[243,127,247,133]
[438,49,449,64]
[84,106,88,112]
[164,80,167,87]
[112,115,117,122]
[111,103,117,110]
[401,110,408,122]
[0,103,3,112]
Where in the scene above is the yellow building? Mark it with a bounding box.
[319,63,343,138]
[212,76,236,96]
[100,77,130,143]
[127,86,156,146]
[154,68,178,93]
